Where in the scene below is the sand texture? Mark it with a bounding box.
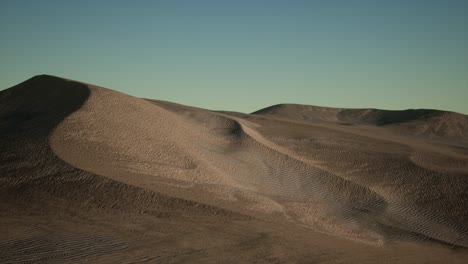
[1,75,468,263]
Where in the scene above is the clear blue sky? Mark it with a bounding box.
[1,0,467,113]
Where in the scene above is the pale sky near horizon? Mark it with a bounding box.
[1,0,467,114]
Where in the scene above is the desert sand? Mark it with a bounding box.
[1,75,468,263]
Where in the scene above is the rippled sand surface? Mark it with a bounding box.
[1,75,468,263]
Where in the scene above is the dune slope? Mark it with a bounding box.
[1,75,468,263]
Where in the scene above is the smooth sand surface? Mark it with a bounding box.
[1,75,468,263]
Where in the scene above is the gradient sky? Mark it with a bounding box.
[1,0,467,114]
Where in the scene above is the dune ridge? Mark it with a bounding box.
[1,75,468,263]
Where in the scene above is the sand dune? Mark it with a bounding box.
[1,75,468,263]
[253,103,468,140]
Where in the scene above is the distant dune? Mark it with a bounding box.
[253,103,468,140]
[1,75,468,263]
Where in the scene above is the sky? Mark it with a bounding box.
[1,0,467,114]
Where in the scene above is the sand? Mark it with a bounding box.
[1,75,468,263]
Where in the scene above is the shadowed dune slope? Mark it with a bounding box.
[1,75,468,263]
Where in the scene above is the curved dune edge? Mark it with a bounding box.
[47,78,468,248]
[50,83,388,244]
[0,75,248,215]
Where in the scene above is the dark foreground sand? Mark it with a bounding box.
[1,75,468,263]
